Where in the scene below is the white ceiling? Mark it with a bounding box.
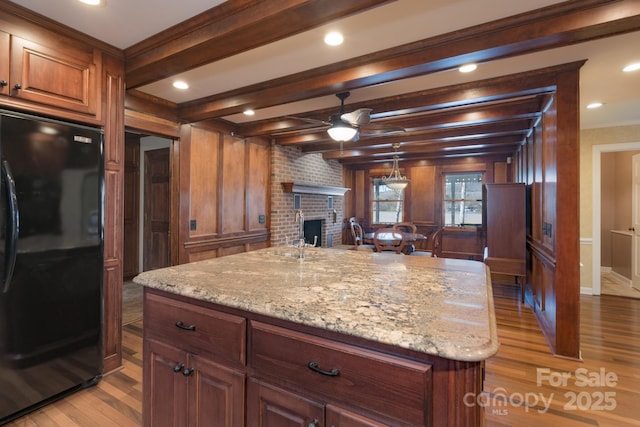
[9,0,640,130]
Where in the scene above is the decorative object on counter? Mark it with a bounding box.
[382,143,410,191]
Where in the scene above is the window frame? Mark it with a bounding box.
[371,177,404,225]
[442,171,484,227]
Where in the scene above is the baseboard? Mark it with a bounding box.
[608,270,632,286]
[580,287,594,295]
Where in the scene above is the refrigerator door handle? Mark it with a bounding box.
[2,160,19,293]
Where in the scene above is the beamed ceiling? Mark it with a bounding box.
[115,0,640,166]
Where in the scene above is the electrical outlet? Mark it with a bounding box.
[190,219,197,230]
[259,214,265,224]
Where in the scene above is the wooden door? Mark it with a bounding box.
[143,148,170,271]
[144,339,189,427]
[188,354,245,427]
[246,378,323,427]
[123,134,140,279]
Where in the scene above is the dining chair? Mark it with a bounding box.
[430,227,444,257]
[373,228,407,254]
[392,222,417,234]
[352,223,375,251]
[411,227,444,257]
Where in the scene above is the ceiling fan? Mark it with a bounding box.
[288,92,405,142]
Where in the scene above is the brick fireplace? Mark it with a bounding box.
[270,144,346,247]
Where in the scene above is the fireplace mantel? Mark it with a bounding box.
[281,182,350,196]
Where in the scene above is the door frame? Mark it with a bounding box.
[591,141,640,295]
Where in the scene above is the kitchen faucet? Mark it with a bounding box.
[295,209,304,239]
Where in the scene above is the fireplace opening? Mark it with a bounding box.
[303,219,322,247]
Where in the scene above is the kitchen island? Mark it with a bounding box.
[134,247,499,426]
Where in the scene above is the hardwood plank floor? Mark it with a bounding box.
[4,321,143,427]
[5,284,640,426]
[484,283,640,426]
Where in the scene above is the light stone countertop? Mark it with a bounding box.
[133,247,499,362]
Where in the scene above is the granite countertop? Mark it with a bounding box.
[134,247,499,362]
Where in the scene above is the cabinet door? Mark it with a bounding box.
[326,404,389,427]
[247,378,323,427]
[144,339,189,427]
[188,354,245,427]
[0,31,8,96]
[9,35,97,116]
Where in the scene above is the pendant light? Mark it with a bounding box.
[382,143,409,191]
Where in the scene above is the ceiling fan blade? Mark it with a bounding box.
[359,123,405,136]
[341,108,372,125]
[284,115,330,127]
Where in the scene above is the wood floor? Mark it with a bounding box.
[5,283,640,426]
[601,271,640,299]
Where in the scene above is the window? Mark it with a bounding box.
[443,172,483,226]
[372,178,403,224]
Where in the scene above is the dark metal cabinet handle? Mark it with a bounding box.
[0,80,7,87]
[307,361,340,377]
[13,83,21,90]
[175,321,196,331]
[173,363,184,373]
[182,367,195,377]
[307,419,319,427]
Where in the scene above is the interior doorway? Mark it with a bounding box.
[592,141,640,296]
[123,133,172,278]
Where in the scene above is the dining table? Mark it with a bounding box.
[363,230,427,254]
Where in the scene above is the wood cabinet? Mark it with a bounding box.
[0,32,99,118]
[144,287,450,426]
[249,321,431,426]
[483,183,526,299]
[247,379,324,427]
[143,290,246,427]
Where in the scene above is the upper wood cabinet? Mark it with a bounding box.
[3,35,99,117]
[0,31,9,97]
[9,36,99,115]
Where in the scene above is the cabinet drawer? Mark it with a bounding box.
[144,290,246,365]
[249,321,431,426]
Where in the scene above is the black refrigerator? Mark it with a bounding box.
[0,111,104,424]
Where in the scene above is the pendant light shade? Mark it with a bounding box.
[382,143,409,191]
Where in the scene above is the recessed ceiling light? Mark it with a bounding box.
[586,102,603,109]
[243,109,255,116]
[173,81,189,90]
[459,63,477,73]
[78,0,103,5]
[623,62,640,72]
[324,31,344,46]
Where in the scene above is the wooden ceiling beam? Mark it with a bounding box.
[176,0,640,122]
[308,121,531,156]
[125,0,393,88]
[238,94,543,138]
[339,142,523,164]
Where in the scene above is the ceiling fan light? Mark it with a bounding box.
[327,121,357,141]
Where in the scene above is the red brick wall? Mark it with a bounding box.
[271,143,345,247]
